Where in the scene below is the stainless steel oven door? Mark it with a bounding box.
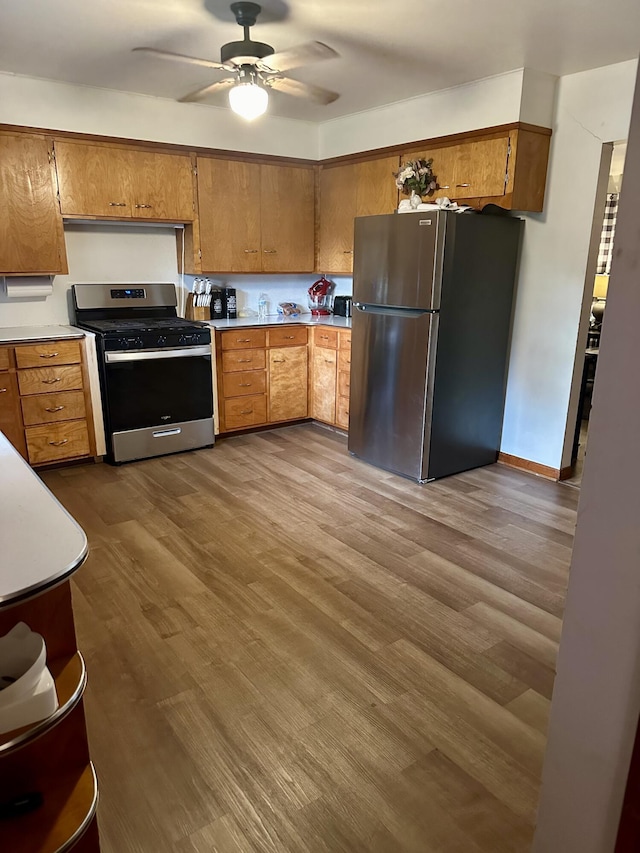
[103,346,214,461]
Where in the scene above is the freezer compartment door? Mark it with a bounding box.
[353,212,445,310]
[348,305,436,481]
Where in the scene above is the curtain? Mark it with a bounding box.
[597,193,619,275]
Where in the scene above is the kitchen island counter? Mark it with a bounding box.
[0,432,87,606]
[0,325,85,345]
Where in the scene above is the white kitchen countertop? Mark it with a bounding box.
[0,434,88,607]
[208,315,351,330]
[0,325,85,345]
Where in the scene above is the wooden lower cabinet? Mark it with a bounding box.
[0,338,95,466]
[310,327,351,429]
[224,394,267,430]
[311,347,338,424]
[269,346,308,422]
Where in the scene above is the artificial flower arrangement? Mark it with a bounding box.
[393,158,437,199]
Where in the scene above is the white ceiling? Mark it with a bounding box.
[1,0,639,122]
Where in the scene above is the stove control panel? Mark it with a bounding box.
[103,326,211,352]
[118,336,145,350]
[111,288,146,299]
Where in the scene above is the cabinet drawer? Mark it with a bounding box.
[21,390,86,426]
[221,348,266,373]
[338,370,350,398]
[18,364,83,396]
[338,330,351,350]
[267,326,308,348]
[314,327,338,349]
[220,329,266,350]
[0,348,11,371]
[224,395,267,430]
[15,340,81,369]
[336,398,350,430]
[25,420,90,465]
[222,370,266,399]
[338,349,352,371]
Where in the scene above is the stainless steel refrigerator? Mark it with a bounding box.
[348,210,523,482]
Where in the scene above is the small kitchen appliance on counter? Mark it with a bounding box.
[308,276,334,316]
[332,295,352,318]
[72,283,214,464]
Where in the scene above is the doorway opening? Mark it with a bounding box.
[563,140,627,487]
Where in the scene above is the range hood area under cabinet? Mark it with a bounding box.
[0,124,551,276]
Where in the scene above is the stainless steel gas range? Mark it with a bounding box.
[72,283,214,464]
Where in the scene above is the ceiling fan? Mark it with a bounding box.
[134,1,339,120]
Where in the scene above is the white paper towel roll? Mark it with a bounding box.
[4,277,53,299]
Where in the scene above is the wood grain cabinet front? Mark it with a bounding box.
[0,370,27,458]
[15,340,81,369]
[0,133,68,275]
[224,395,268,430]
[25,420,91,465]
[268,346,308,423]
[18,364,84,397]
[55,141,195,221]
[311,347,338,425]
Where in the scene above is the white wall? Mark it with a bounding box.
[317,69,525,159]
[0,224,183,326]
[0,72,318,159]
[534,60,640,851]
[501,59,638,470]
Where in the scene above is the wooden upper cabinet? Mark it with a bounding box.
[195,159,315,273]
[55,141,195,221]
[317,156,398,274]
[0,133,67,275]
[55,141,133,217]
[317,164,357,274]
[129,150,194,221]
[260,164,314,272]
[453,137,509,198]
[197,158,262,273]
[354,156,399,216]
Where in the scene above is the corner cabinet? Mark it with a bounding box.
[54,141,196,221]
[310,327,352,429]
[191,158,315,275]
[317,156,399,275]
[401,125,551,213]
[0,133,68,275]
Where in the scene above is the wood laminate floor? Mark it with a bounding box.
[42,425,578,853]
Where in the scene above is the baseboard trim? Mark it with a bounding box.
[558,465,575,481]
[497,452,561,480]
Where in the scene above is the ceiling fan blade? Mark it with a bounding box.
[179,77,236,103]
[269,76,339,105]
[133,47,230,72]
[260,41,338,74]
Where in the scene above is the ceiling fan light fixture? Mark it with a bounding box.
[229,81,268,120]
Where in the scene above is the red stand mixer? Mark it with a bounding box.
[308,276,334,316]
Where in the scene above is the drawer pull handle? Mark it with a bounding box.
[284,335,295,339]
[45,405,65,412]
[263,249,277,254]
[239,382,252,387]
[343,250,353,254]
[42,378,62,384]
[153,428,181,438]
[135,203,152,209]
[49,438,68,447]
[237,338,252,343]
[39,352,59,358]
[272,359,285,363]
[240,409,253,415]
[238,359,252,363]
[109,202,127,207]
[244,249,258,254]
[438,185,450,190]
[456,183,471,188]
[324,358,333,364]
[0,388,6,393]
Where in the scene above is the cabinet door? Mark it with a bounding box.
[402,145,458,200]
[197,158,261,272]
[452,138,509,198]
[0,134,67,274]
[311,348,337,424]
[317,164,357,274]
[260,165,315,272]
[355,156,399,216]
[131,151,195,221]
[55,141,133,217]
[268,346,308,422]
[0,371,26,458]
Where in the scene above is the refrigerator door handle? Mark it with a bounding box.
[353,302,439,317]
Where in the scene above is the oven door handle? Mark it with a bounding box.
[105,345,211,363]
